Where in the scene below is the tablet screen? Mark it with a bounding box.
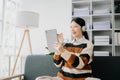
[45,29,58,52]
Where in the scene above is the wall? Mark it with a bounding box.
[16,0,72,55]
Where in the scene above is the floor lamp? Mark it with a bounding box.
[11,11,39,75]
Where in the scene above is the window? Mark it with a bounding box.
[0,0,3,46]
[0,0,19,77]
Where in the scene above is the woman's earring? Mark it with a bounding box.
[82,26,86,32]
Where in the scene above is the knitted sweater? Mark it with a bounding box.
[53,36,94,80]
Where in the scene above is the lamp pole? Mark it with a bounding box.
[11,29,32,75]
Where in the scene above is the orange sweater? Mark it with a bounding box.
[53,37,94,80]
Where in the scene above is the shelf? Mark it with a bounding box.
[94,44,112,46]
[92,14,112,17]
[92,0,110,2]
[114,13,120,16]
[92,29,112,31]
[72,2,90,6]
[92,0,111,5]
[72,15,91,17]
[115,28,120,32]
[72,1,90,3]
[115,45,120,46]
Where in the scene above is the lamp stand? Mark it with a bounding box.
[11,29,32,75]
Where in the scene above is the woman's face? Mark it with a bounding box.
[70,21,83,39]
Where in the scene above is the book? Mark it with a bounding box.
[94,36,110,45]
[114,32,118,45]
[73,7,89,16]
[94,51,109,56]
[94,36,109,39]
[118,32,120,45]
[93,8,110,15]
[94,41,109,45]
[93,21,111,30]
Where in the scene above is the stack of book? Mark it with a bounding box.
[73,7,89,16]
[94,51,109,56]
[93,8,110,15]
[114,32,120,45]
[93,20,111,30]
[94,36,110,45]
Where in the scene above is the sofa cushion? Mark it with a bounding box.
[24,55,59,80]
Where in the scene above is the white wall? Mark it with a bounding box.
[16,0,72,55]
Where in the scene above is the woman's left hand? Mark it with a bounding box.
[56,42,65,53]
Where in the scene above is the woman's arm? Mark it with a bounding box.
[53,33,64,68]
[53,53,63,68]
[61,42,93,69]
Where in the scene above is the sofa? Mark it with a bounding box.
[2,55,120,80]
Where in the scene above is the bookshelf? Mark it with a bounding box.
[114,0,120,56]
[72,0,120,56]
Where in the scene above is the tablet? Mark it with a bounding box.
[45,29,58,52]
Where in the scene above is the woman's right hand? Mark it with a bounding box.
[55,33,65,53]
[58,33,64,44]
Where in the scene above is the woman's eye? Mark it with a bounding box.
[71,26,78,28]
[74,26,78,28]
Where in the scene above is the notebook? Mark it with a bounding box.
[45,29,58,52]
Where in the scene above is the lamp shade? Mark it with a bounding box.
[16,11,39,28]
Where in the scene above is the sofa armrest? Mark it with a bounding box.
[1,74,24,80]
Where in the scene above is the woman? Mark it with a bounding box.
[53,17,94,80]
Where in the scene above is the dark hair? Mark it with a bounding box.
[71,17,89,40]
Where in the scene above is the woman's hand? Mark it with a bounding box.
[58,33,64,44]
[56,43,65,53]
[56,33,65,53]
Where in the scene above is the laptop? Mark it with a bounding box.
[45,29,58,52]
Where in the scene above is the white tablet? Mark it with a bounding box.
[45,29,58,52]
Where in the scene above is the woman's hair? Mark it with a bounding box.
[71,17,89,40]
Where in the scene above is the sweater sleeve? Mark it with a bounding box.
[61,42,93,69]
[53,52,63,68]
